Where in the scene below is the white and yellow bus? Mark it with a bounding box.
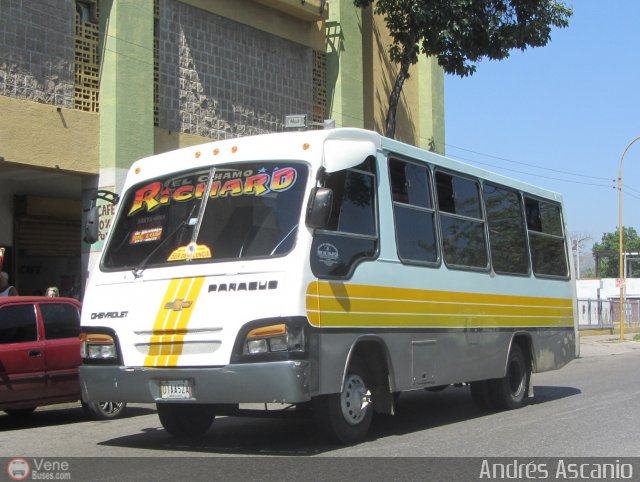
[80,128,577,443]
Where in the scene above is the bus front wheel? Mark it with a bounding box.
[313,358,373,444]
[157,403,215,438]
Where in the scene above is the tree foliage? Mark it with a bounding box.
[592,227,640,278]
[354,0,572,138]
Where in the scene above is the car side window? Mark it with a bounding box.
[41,303,80,340]
[0,304,38,344]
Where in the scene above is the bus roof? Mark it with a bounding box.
[126,128,563,203]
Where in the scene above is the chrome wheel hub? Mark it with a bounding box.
[340,373,371,425]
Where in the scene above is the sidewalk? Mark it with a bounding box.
[579,332,640,357]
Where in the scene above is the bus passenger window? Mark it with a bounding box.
[483,184,529,275]
[436,172,487,269]
[389,159,437,264]
[524,197,568,277]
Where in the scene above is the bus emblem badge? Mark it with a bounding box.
[317,243,339,267]
[164,299,193,311]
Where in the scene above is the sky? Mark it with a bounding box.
[444,0,640,253]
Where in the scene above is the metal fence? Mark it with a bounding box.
[577,298,640,330]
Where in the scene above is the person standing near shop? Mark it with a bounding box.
[0,272,18,296]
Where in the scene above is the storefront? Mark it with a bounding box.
[0,163,92,298]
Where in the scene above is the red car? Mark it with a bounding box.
[0,296,125,419]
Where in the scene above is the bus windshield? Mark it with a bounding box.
[101,162,308,271]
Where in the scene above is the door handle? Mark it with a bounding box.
[28,350,42,357]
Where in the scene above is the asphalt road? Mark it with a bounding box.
[1,336,639,479]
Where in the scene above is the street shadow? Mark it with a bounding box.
[526,385,582,405]
[0,404,155,432]
[98,384,581,455]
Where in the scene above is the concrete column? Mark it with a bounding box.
[418,56,445,153]
[99,0,155,194]
[326,0,364,128]
[86,0,154,263]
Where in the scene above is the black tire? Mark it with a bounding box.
[313,358,373,444]
[470,380,493,411]
[82,401,127,420]
[425,385,448,393]
[157,403,215,438]
[4,407,37,417]
[490,343,529,410]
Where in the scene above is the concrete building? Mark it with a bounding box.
[576,278,640,328]
[0,0,445,296]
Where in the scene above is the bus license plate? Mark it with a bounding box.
[159,380,193,399]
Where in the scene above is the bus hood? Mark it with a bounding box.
[81,271,294,367]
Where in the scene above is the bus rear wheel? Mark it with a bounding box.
[490,343,529,410]
[470,380,493,410]
[157,403,215,438]
[313,358,373,444]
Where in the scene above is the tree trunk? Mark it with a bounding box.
[385,31,418,139]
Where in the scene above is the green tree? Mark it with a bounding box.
[592,227,640,278]
[353,0,572,138]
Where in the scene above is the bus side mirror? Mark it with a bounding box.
[306,187,333,229]
[83,204,99,245]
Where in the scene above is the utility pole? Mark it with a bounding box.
[617,135,640,341]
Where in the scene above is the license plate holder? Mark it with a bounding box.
[159,379,194,400]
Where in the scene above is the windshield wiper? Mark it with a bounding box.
[132,167,216,279]
[131,203,199,279]
[131,166,217,279]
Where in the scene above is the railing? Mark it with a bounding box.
[577,299,640,330]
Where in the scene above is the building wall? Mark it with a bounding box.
[158,0,314,139]
[327,1,445,152]
[362,9,445,151]
[0,0,98,175]
[0,96,98,173]
[0,0,75,108]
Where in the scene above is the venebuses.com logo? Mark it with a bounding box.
[6,458,71,480]
[6,458,30,481]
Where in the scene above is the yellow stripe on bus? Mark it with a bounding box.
[144,277,204,367]
[306,281,574,329]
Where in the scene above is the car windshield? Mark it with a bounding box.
[101,162,308,270]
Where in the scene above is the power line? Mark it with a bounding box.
[447,153,616,189]
[624,184,640,196]
[623,189,640,201]
[444,142,615,182]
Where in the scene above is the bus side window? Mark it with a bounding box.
[389,158,438,264]
[524,197,568,277]
[436,171,488,269]
[310,158,378,278]
[483,183,529,275]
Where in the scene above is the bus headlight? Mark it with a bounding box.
[81,333,118,361]
[243,322,305,356]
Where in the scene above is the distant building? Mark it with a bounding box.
[0,0,445,295]
[576,278,640,328]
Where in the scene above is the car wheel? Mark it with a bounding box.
[82,401,127,420]
[4,407,37,417]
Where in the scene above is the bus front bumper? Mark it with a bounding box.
[79,361,311,404]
